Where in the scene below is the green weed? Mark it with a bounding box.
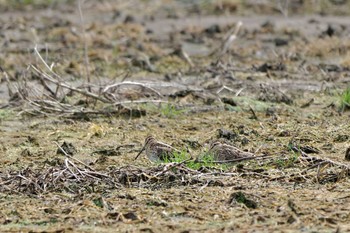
[340,87,350,111]
[139,103,185,118]
[229,192,258,209]
[2,0,53,6]
[93,197,104,208]
[160,104,185,118]
[190,153,217,170]
[163,150,229,170]
[273,152,299,169]
[170,150,191,163]
[0,109,14,121]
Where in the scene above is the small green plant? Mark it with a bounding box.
[340,87,350,111]
[273,152,299,169]
[163,150,229,170]
[185,155,214,170]
[160,104,185,118]
[92,197,104,208]
[0,109,14,121]
[192,153,216,169]
[269,141,300,169]
[229,192,257,209]
[6,0,55,6]
[162,150,190,163]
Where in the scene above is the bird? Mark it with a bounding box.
[134,136,180,162]
[206,140,255,162]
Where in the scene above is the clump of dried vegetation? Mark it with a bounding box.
[1,0,350,232]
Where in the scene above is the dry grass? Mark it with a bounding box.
[1,0,350,232]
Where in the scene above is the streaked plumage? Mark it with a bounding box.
[134,136,180,162]
[207,141,254,161]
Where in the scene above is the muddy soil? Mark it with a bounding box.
[1,1,350,232]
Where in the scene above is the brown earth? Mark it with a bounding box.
[1,1,350,232]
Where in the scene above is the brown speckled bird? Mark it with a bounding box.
[134,136,180,162]
[207,141,255,161]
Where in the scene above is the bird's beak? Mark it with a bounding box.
[134,146,145,160]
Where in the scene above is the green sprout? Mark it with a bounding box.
[0,109,14,121]
[160,150,229,170]
[160,104,185,118]
[340,87,350,111]
[273,152,299,169]
[161,150,190,164]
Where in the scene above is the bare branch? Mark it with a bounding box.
[102,81,162,97]
[219,21,242,56]
[31,65,110,103]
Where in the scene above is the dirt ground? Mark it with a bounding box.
[1,0,350,232]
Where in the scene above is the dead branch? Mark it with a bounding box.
[218,21,242,56]
[55,141,99,174]
[31,65,110,103]
[294,146,350,171]
[64,158,80,180]
[34,46,62,81]
[102,81,162,97]
[216,85,234,94]
[197,155,271,164]
[154,158,193,177]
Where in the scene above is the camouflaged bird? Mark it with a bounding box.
[134,136,180,162]
[207,140,255,161]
